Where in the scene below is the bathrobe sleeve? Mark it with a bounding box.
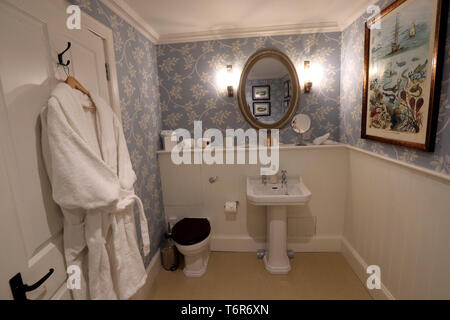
[43,97,121,211]
[114,113,136,192]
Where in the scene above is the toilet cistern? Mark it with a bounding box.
[247,174,312,274]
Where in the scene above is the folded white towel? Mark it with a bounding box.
[313,133,331,145]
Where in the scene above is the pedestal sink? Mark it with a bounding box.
[247,175,312,274]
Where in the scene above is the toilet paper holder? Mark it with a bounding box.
[224,201,239,208]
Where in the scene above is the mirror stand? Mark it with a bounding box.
[296,133,307,146]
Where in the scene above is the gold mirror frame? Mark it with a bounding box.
[237,49,300,129]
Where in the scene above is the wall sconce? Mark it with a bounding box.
[217,65,240,97]
[226,65,234,97]
[303,61,312,93]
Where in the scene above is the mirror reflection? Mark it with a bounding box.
[245,58,292,125]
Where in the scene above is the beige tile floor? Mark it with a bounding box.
[146,252,372,300]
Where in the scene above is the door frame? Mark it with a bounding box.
[52,0,122,120]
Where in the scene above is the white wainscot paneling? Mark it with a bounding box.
[158,145,348,253]
[344,149,450,300]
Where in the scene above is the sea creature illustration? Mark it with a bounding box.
[369,78,379,90]
[382,78,402,103]
[369,48,428,133]
[401,69,410,83]
[409,83,423,97]
[414,59,428,73]
[383,92,397,103]
[408,59,428,82]
[369,105,392,129]
[384,69,397,78]
[383,79,401,93]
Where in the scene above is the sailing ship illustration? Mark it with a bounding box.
[410,21,416,37]
[391,14,401,54]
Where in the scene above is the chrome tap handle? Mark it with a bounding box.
[281,170,287,183]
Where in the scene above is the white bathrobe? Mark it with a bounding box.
[41,83,150,300]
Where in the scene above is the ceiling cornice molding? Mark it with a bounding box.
[100,0,160,43]
[158,22,341,45]
[339,0,379,31]
[99,0,379,45]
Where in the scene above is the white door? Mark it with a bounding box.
[0,0,114,300]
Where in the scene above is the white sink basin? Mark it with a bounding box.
[246,174,312,274]
[247,176,312,206]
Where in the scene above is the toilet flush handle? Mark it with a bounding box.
[209,176,218,184]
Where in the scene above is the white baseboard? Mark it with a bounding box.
[211,235,342,252]
[341,238,395,300]
[131,249,161,300]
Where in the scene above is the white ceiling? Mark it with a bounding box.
[106,0,377,44]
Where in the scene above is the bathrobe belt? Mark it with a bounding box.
[117,189,151,256]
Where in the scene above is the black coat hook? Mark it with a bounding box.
[58,42,71,67]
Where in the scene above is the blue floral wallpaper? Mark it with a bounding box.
[157,33,342,144]
[341,0,450,175]
[71,0,166,266]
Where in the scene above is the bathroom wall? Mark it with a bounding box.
[157,33,342,144]
[341,0,450,299]
[158,146,348,252]
[340,0,450,176]
[71,0,165,265]
[344,148,450,299]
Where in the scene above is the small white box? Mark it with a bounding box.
[161,130,178,151]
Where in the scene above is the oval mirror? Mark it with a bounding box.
[238,49,300,129]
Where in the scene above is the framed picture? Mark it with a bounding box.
[283,80,290,98]
[283,99,290,112]
[253,102,271,117]
[252,85,270,100]
[362,0,448,151]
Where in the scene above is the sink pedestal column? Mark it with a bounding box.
[264,205,291,274]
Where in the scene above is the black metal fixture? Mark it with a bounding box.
[9,268,55,300]
[57,42,72,67]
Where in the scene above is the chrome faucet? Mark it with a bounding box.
[262,175,267,185]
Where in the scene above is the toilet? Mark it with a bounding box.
[172,218,211,277]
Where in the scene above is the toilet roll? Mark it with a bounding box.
[224,201,238,213]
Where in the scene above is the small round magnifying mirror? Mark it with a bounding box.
[291,114,311,145]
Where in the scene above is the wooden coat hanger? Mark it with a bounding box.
[65,76,89,96]
[65,77,96,111]
[58,42,96,110]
